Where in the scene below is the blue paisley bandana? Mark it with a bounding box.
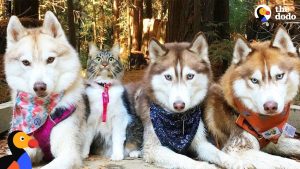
[150,103,201,154]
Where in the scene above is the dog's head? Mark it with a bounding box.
[4,11,81,97]
[146,33,212,113]
[223,26,300,116]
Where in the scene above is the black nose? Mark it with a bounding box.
[173,101,185,111]
[263,101,278,114]
[33,82,47,96]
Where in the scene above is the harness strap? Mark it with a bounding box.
[32,106,76,161]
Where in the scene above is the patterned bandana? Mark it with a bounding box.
[150,103,202,154]
[11,91,63,134]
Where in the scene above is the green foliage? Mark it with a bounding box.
[209,39,234,80]
[229,0,254,34]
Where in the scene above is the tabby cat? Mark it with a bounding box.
[83,43,143,160]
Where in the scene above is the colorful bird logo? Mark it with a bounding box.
[0,131,39,169]
[255,5,271,22]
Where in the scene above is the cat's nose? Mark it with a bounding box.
[102,62,108,67]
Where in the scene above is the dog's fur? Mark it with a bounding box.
[128,33,254,169]
[4,11,85,169]
[205,26,300,168]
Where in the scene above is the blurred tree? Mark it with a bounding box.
[67,0,76,48]
[113,0,120,43]
[132,0,143,51]
[145,0,152,18]
[13,0,39,19]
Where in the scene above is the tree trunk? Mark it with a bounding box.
[145,0,152,18]
[214,0,229,39]
[132,0,143,51]
[113,0,120,43]
[166,0,183,42]
[67,0,76,48]
[13,0,39,19]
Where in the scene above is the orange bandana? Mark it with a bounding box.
[234,98,291,148]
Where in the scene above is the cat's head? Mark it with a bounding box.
[87,43,124,80]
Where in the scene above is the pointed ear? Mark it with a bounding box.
[88,42,99,56]
[6,16,25,47]
[148,38,167,63]
[189,32,209,63]
[271,26,296,54]
[232,37,252,65]
[42,11,65,39]
[111,44,120,59]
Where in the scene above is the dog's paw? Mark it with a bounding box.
[110,153,124,161]
[226,161,255,169]
[195,162,219,169]
[129,150,141,158]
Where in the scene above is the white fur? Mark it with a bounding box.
[5,11,85,169]
[272,27,297,54]
[83,80,131,161]
[151,66,208,113]
[233,65,299,115]
[232,38,252,64]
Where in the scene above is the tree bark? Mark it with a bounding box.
[214,0,229,39]
[145,0,152,18]
[132,0,143,51]
[13,0,39,18]
[67,0,76,48]
[113,0,120,43]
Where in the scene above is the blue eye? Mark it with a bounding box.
[250,78,259,84]
[164,75,172,81]
[275,73,284,80]
[186,74,194,80]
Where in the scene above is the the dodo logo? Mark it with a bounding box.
[255,5,271,23]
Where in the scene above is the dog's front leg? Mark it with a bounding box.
[264,136,300,157]
[190,121,254,169]
[143,125,218,169]
[41,115,83,169]
[224,131,300,169]
[110,114,128,161]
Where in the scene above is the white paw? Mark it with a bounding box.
[196,162,219,169]
[227,161,255,169]
[129,150,141,158]
[110,153,124,161]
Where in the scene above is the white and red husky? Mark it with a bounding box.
[205,26,300,168]
[4,11,85,169]
[128,33,253,169]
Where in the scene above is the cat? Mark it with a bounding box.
[83,43,143,160]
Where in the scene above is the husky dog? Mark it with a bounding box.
[4,11,85,169]
[83,43,143,160]
[129,33,253,169]
[205,26,300,168]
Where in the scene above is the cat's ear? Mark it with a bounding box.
[111,44,120,59]
[88,42,99,57]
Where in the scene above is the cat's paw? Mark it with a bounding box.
[129,150,141,158]
[110,152,124,161]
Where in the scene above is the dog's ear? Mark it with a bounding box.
[271,26,296,54]
[6,16,25,47]
[88,42,99,57]
[148,38,167,63]
[111,43,120,59]
[42,11,66,40]
[232,37,252,65]
[189,32,209,64]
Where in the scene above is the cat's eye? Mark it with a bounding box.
[108,57,114,62]
[96,56,101,62]
[46,57,55,64]
[186,73,194,80]
[164,74,172,81]
[250,78,259,84]
[275,73,285,80]
[22,60,31,66]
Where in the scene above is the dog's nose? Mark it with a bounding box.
[33,82,47,97]
[263,101,278,113]
[173,101,185,111]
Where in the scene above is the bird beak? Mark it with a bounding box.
[28,138,39,148]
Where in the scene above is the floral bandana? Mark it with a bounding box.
[150,103,201,154]
[11,91,63,134]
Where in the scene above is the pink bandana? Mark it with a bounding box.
[11,91,63,134]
